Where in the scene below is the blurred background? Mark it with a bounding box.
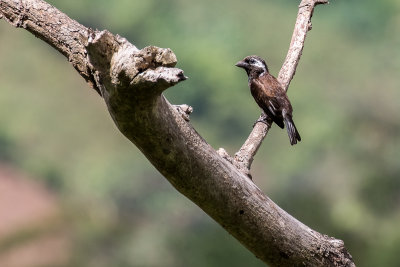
[0,0,399,266]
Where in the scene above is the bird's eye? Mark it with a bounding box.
[249,59,255,64]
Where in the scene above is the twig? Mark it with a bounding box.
[233,0,329,176]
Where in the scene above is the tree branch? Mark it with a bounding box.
[233,0,329,176]
[0,0,102,94]
[0,0,355,266]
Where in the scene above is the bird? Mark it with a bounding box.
[235,55,301,145]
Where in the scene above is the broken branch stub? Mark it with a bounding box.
[86,30,185,99]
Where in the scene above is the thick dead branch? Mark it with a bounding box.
[0,0,100,93]
[233,0,329,175]
[0,0,355,266]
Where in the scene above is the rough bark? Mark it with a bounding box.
[0,0,355,266]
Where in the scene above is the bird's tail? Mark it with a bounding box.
[284,116,301,146]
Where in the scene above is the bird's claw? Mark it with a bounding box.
[253,114,270,128]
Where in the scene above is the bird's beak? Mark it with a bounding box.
[235,60,248,69]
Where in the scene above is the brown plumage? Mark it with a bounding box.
[236,55,301,145]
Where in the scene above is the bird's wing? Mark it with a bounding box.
[252,77,285,128]
[266,97,285,128]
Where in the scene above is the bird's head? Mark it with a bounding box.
[235,55,269,77]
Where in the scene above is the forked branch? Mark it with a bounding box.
[0,0,355,266]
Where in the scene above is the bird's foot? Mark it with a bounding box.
[253,114,271,128]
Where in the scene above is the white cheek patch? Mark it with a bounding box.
[253,60,266,73]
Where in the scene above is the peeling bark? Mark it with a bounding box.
[0,0,355,266]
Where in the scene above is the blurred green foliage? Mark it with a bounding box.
[1,0,400,266]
